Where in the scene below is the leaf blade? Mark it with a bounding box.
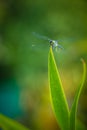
[0,114,29,130]
[70,59,86,130]
[48,47,69,130]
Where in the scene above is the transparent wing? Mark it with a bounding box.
[30,41,49,52]
[32,32,51,41]
[56,37,76,44]
[57,44,64,50]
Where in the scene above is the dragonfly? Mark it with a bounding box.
[32,32,64,51]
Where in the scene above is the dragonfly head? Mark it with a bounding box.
[49,40,54,46]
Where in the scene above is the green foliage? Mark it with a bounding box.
[70,59,86,130]
[48,47,86,130]
[0,114,29,130]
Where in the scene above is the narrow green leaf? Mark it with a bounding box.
[48,47,69,130]
[70,59,86,130]
[0,114,29,130]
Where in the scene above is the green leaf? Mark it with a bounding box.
[70,59,86,130]
[0,114,29,130]
[48,47,69,130]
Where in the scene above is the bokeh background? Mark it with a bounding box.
[0,0,87,130]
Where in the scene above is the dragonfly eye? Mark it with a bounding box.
[49,40,53,46]
[49,40,52,43]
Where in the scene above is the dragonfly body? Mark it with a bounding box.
[49,40,64,50]
[49,40,58,49]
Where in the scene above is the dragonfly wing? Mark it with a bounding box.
[32,32,51,41]
[30,42,49,51]
[58,44,64,50]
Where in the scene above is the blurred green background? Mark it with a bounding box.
[0,0,87,130]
